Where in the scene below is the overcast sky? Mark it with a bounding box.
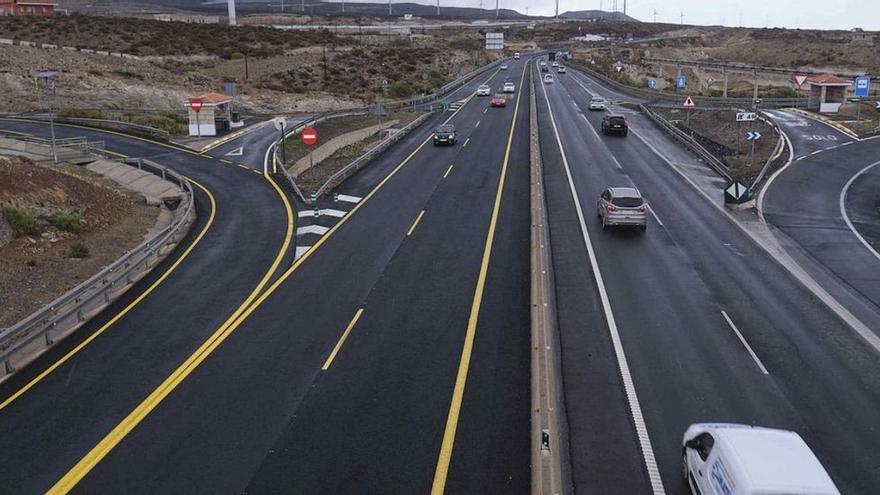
[374,0,880,30]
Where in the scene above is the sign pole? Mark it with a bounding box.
[280,121,286,168]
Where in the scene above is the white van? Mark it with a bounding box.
[514,52,520,60]
[683,424,840,495]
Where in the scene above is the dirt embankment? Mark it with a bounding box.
[0,156,157,327]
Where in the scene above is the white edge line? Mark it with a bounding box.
[721,310,770,375]
[649,207,664,227]
[756,122,795,223]
[537,60,667,495]
[839,160,880,264]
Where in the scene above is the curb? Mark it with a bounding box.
[788,108,860,139]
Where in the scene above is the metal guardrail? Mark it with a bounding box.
[568,63,809,109]
[0,158,195,381]
[314,111,436,198]
[643,57,864,78]
[16,115,171,142]
[273,55,519,200]
[639,104,733,181]
[0,132,107,161]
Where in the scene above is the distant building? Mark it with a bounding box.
[0,0,56,16]
[152,14,220,24]
[851,28,874,45]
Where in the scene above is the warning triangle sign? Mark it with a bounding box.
[683,96,696,108]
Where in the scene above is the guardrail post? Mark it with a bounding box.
[333,192,339,203]
[5,359,14,374]
[311,192,319,217]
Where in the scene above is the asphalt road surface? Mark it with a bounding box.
[540,64,880,494]
[0,120,296,493]
[0,59,533,494]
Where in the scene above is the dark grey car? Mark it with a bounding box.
[433,124,456,146]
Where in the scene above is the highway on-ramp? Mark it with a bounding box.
[540,63,880,494]
[0,120,296,493]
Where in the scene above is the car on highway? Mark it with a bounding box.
[539,60,547,67]
[588,96,607,111]
[476,84,491,96]
[597,187,647,231]
[514,52,520,60]
[541,65,550,73]
[601,115,628,136]
[683,424,840,495]
[543,74,554,84]
[490,94,508,107]
[503,82,516,93]
[556,66,566,74]
[432,124,456,146]
[500,64,508,70]
[551,61,559,68]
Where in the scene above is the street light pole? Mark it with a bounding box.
[35,70,57,164]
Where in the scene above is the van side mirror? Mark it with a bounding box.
[685,439,699,450]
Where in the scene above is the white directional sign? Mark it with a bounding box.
[746,131,762,141]
[876,101,880,109]
[736,112,757,122]
[724,180,750,204]
[272,117,286,132]
[485,32,504,50]
[225,146,244,156]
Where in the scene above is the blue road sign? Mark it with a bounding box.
[648,79,657,89]
[855,76,870,97]
[676,75,687,89]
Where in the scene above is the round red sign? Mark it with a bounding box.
[189,98,203,113]
[301,128,318,146]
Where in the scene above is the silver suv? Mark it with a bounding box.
[597,187,648,231]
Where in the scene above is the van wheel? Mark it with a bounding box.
[682,453,689,482]
[639,224,647,232]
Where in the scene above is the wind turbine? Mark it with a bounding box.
[227,0,237,26]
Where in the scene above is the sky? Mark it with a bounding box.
[363,0,880,30]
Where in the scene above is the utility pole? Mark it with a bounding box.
[301,0,304,12]
[495,0,498,18]
[34,70,57,164]
[652,9,657,23]
[388,0,391,16]
[436,0,439,17]
[555,0,558,19]
[680,11,684,25]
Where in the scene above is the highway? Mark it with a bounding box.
[0,120,296,492]
[539,63,880,493]
[2,54,880,495]
[0,59,533,493]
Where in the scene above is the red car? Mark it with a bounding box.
[490,94,507,107]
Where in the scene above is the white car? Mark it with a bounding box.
[503,82,516,93]
[557,66,567,74]
[588,96,606,111]
[476,84,491,96]
[500,64,508,70]
[514,52,520,60]
[551,61,559,67]
[543,74,554,84]
[683,424,840,495]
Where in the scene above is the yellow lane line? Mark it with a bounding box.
[0,175,217,412]
[430,60,528,495]
[407,210,426,236]
[45,71,485,493]
[463,137,470,148]
[443,164,454,179]
[321,309,365,370]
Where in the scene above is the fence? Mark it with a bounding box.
[0,158,195,383]
[0,132,107,162]
[13,115,171,142]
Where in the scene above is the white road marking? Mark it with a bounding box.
[294,246,311,260]
[721,311,769,375]
[297,208,347,218]
[538,61,666,495]
[610,155,624,169]
[225,146,244,156]
[840,160,880,264]
[649,206,664,227]
[335,194,362,204]
[296,225,329,236]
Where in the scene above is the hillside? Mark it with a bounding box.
[560,10,638,23]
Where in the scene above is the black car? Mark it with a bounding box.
[541,65,550,73]
[433,124,456,145]
[601,115,628,136]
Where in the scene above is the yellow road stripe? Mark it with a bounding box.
[443,164,454,178]
[45,72,486,493]
[0,176,217,412]
[430,60,527,495]
[463,137,470,147]
[407,210,426,236]
[321,309,365,370]
[45,154,296,495]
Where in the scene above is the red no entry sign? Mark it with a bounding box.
[301,128,317,145]
[189,98,203,113]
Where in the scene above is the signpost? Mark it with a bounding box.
[648,79,656,89]
[272,117,286,172]
[302,127,318,177]
[794,74,808,89]
[676,74,687,89]
[746,130,761,169]
[683,96,695,127]
[736,112,757,122]
[855,76,870,97]
[189,98,203,138]
[724,180,750,204]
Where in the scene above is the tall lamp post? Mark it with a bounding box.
[34,70,57,164]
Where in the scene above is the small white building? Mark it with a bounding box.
[806,74,852,114]
[184,92,234,137]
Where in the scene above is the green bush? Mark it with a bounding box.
[50,210,81,232]
[387,81,415,98]
[69,243,90,258]
[769,87,798,98]
[1,206,38,237]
